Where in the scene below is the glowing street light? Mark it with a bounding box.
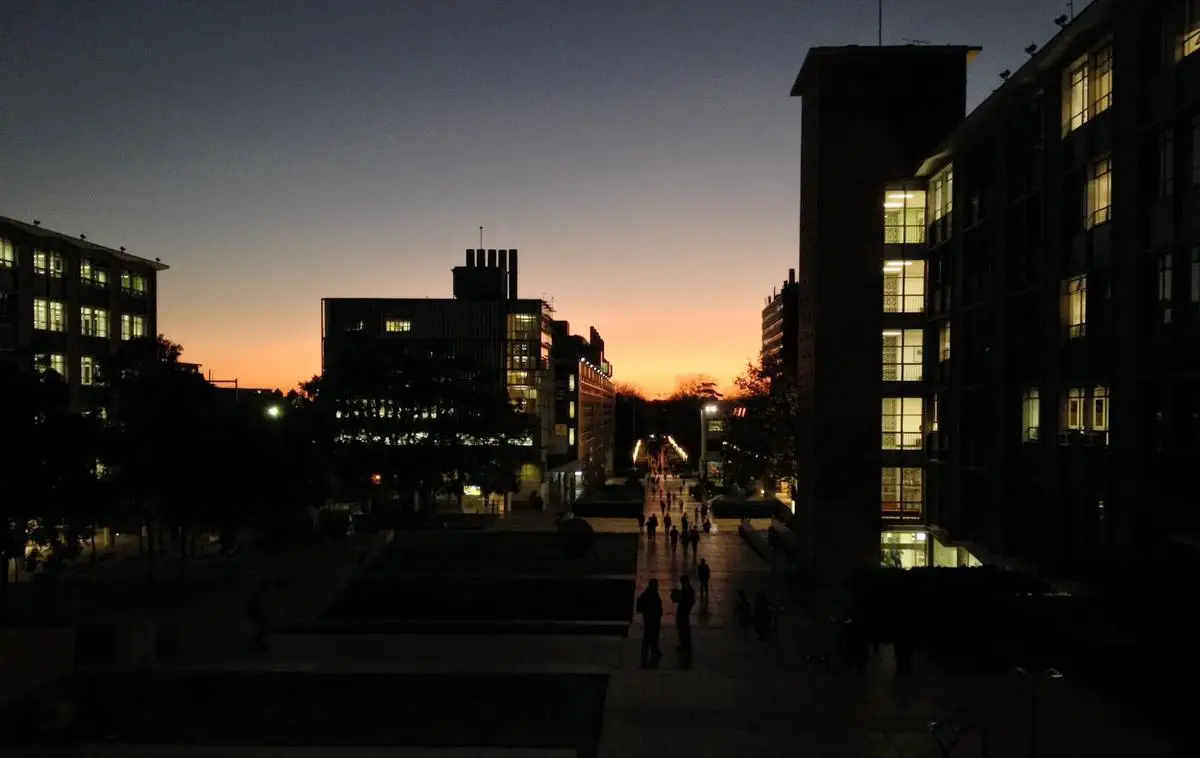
[265,405,282,420]
[703,403,719,416]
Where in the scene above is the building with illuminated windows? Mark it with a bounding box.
[0,216,166,413]
[546,322,615,507]
[761,268,798,383]
[795,0,1200,586]
[321,249,555,503]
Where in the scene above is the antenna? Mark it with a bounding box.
[878,0,882,46]
[479,226,483,248]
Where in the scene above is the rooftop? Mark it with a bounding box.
[0,216,169,271]
[791,44,981,97]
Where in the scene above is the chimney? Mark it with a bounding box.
[487,249,497,267]
[498,249,507,270]
[466,249,475,267]
[789,268,796,284]
[508,249,519,299]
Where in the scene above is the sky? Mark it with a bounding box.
[0,0,1079,397]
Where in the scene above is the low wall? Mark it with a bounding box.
[0,626,75,706]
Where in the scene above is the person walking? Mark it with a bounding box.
[636,578,664,665]
[671,576,696,654]
[646,512,658,540]
[697,558,711,601]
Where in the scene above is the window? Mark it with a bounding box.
[1066,388,1086,430]
[1159,254,1174,323]
[568,428,576,446]
[1177,0,1200,60]
[939,323,951,361]
[80,306,109,338]
[1063,276,1088,338]
[120,271,147,295]
[80,259,108,287]
[385,319,411,333]
[1159,129,1175,198]
[569,401,576,419]
[1092,386,1110,432]
[35,353,66,379]
[1062,386,1110,443]
[883,189,926,244]
[882,260,925,313]
[706,419,724,433]
[882,329,923,381]
[1191,247,1200,303]
[568,374,576,391]
[1022,388,1041,441]
[1065,57,1090,133]
[33,298,66,332]
[1086,156,1112,228]
[1093,44,1113,115]
[881,467,923,519]
[0,238,13,268]
[34,250,64,278]
[80,356,99,386]
[881,397,923,450]
[930,394,939,433]
[930,165,953,221]
[121,313,147,341]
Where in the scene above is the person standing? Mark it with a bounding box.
[697,558,711,601]
[671,576,696,654]
[636,578,664,665]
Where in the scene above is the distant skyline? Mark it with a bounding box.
[0,0,1083,397]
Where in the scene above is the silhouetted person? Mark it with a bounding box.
[689,525,701,552]
[702,518,712,534]
[659,498,666,515]
[701,503,709,520]
[697,558,711,600]
[636,511,646,530]
[247,586,268,653]
[735,589,754,632]
[669,525,680,551]
[663,513,672,532]
[681,514,689,534]
[646,513,658,540]
[671,576,696,654]
[636,578,664,665]
[754,591,773,641]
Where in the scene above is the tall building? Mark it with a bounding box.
[789,46,978,591]
[915,0,1200,581]
[0,216,167,413]
[321,249,555,502]
[761,268,799,381]
[546,322,615,506]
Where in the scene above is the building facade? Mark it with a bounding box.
[789,46,977,590]
[761,268,799,382]
[0,216,167,413]
[321,249,554,503]
[547,322,615,506]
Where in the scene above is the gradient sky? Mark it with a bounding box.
[0,0,1078,397]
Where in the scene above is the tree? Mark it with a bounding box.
[724,357,798,487]
[669,374,722,402]
[612,381,646,400]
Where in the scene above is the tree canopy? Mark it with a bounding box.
[723,357,798,487]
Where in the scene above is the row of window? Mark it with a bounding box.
[32,298,146,338]
[36,353,103,385]
[0,240,149,294]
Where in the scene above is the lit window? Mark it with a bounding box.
[1064,58,1089,133]
[1159,254,1174,323]
[881,397,923,450]
[80,356,101,386]
[121,313,147,341]
[939,323,951,361]
[881,329,923,381]
[1191,247,1200,303]
[930,394,939,432]
[120,271,147,295]
[569,401,576,419]
[881,467,923,519]
[385,319,411,333]
[568,428,576,446]
[883,189,927,244]
[1092,386,1110,432]
[80,306,109,338]
[569,374,576,391]
[0,238,13,268]
[882,260,925,313]
[1062,386,1110,443]
[1159,129,1175,199]
[1086,156,1112,229]
[34,250,64,278]
[33,298,66,332]
[707,419,724,433]
[1065,388,1085,430]
[80,259,108,287]
[35,353,66,379]
[1022,388,1041,442]
[1063,276,1087,338]
[929,165,953,221]
[1177,0,1200,61]
[1093,44,1112,115]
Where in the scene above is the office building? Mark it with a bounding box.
[761,268,799,382]
[546,322,615,506]
[321,249,554,504]
[0,216,167,413]
[789,45,978,590]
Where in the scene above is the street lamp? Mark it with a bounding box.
[265,404,282,420]
[699,403,719,482]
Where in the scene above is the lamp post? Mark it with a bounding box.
[699,403,719,482]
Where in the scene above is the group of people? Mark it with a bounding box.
[635,559,710,663]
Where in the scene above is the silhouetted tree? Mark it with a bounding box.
[668,374,722,402]
[725,357,798,486]
[612,381,647,400]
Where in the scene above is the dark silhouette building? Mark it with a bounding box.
[321,249,554,503]
[546,322,615,506]
[761,268,799,382]
[0,216,167,414]
[789,46,979,592]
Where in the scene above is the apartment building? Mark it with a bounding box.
[546,322,615,506]
[0,216,166,413]
[761,268,799,382]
